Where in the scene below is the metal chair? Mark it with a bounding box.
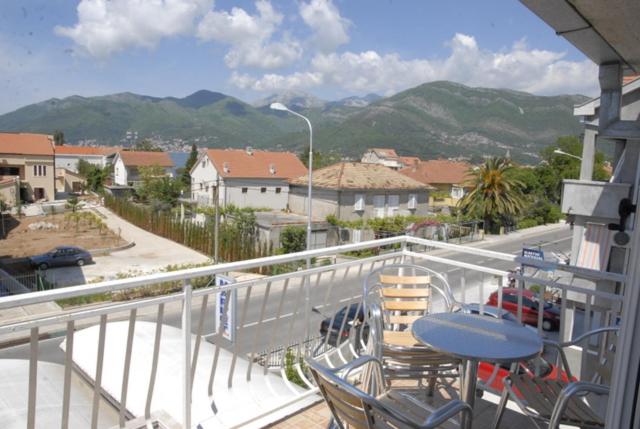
[363,264,461,395]
[492,326,619,429]
[307,355,472,429]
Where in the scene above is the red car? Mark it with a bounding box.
[487,288,561,331]
[478,355,573,396]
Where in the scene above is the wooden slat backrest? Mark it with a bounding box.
[379,274,430,285]
[317,375,370,429]
[380,288,430,298]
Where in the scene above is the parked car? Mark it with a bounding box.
[478,355,573,396]
[459,303,521,324]
[318,304,367,347]
[487,288,561,331]
[30,246,93,270]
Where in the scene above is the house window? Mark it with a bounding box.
[354,193,365,211]
[200,183,203,190]
[408,193,417,210]
[202,159,206,168]
[373,195,385,218]
[205,185,209,192]
[242,187,248,193]
[33,165,47,177]
[352,228,362,243]
[275,187,281,194]
[451,186,464,199]
[260,187,267,193]
[387,195,399,216]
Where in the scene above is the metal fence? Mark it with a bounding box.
[0,235,626,429]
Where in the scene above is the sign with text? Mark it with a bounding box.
[522,247,544,261]
[215,275,237,342]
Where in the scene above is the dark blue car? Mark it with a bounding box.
[30,246,93,270]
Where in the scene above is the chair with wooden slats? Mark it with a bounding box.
[363,264,461,395]
[492,327,619,429]
[306,355,471,429]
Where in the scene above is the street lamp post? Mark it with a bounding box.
[553,149,582,161]
[270,102,314,345]
[269,103,314,255]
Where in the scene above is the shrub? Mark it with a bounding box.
[280,226,306,254]
[517,218,539,229]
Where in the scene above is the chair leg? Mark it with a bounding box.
[491,387,510,429]
[427,372,436,397]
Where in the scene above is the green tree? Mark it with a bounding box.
[65,195,80,213]
[280,226,306,253]
[181,143,199,187]
[134,139,162,152]
[458,157,526,233]
[299,145,341,170]
[53,130,65,146]
[77,159,111,192]
[535,135,610,204]
[136,165,182,206]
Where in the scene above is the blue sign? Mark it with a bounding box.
[522,247,544,261]
[215,275,237,342]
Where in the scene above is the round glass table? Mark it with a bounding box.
[412,312,543,429]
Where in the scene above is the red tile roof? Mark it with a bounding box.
[400,160,472,186]
[0,133,54,156]
[55,145,119,156]
[204,149,307,179]
[290,162,429,190]
[399,156,420,166]
[623,75,640,85]
[118,151,174,167]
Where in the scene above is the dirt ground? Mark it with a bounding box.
[0,212,127,259]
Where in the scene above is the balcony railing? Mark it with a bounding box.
[0,235,625,428]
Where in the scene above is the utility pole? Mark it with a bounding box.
[214,175,220,264]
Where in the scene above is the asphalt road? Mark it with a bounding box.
[0,225,573,365]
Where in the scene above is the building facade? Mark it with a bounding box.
[288,162,430,223]
[190,148,307,210]
[0,133,55,202]
[400,159,472,208]
[112,151,174,186]
[54,145,117,172]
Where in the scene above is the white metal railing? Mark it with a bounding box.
[0,235,626,428]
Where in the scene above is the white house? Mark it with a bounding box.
[361,148,420,170]
[113,151,174,186]
[54,145,118,173]
[190,148,307,210]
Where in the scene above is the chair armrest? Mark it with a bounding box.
[423,400,472,428]
[542,339,574,380]
[557,327,619,348]
[548,381,609,429]
[330,355,384,379]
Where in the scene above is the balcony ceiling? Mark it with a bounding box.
[520,0,640,72]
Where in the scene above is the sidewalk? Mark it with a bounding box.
[44,206,211,286]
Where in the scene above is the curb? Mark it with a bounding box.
[89,240,136,256]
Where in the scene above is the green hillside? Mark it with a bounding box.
[0,82,588,163]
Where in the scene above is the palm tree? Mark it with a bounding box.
[459,157,525,233]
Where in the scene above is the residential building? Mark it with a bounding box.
[189,148,307,210]
[400,159,472,208]
[288,162,430,223]
[0,176,19,207]
[55,168,85,194]
[0,133,55,202]
[54,145,118,172]
[112,151,174,186]
[360,148,404,169]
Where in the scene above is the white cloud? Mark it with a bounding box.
[230,70,322,91]
[232,33,598,96]
[299,0,350,52]
[197,1,301,69]
[55,0,213,58]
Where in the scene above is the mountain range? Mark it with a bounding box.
[0,81,589,163]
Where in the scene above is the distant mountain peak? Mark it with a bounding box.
[254,91,326,109]
[170,90,228,109]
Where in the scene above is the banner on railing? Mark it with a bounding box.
[215,275,237,342]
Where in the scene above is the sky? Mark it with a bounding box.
[0,0,599,114]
